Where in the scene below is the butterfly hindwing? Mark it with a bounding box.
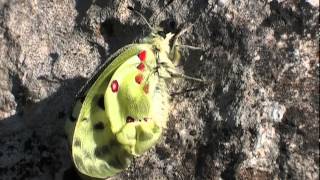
[71,45,149,178]
[105,47,165,156]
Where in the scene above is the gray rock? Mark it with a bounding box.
[0,0,318,179]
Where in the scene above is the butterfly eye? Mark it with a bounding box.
[126,116,135,123]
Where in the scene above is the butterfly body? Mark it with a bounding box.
[66,32,178,178]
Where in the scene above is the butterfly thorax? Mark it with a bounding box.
[143,33,177,79]
[143,32,173,53]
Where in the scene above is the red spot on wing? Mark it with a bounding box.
[138,50,146,61]
[126,116,135,123]
[137,63,145,71]
[111,80,119,92]
[143,84,149,94]
[135,74,143,84]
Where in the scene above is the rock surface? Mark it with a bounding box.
[0,0,318,179]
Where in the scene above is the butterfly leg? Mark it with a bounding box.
[169,72,205,83]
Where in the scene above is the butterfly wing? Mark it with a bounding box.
[104,47,168,156]
[67,44,148,178]
[67,37,172,178]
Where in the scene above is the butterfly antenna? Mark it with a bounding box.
[171,24,194,47]
[128,6,154,32]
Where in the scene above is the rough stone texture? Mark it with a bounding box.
[0,0,318,180]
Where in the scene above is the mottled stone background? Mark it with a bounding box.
[0,0,318,179]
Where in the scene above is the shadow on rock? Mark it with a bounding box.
[100,17,144,53]
[0,77,86,180]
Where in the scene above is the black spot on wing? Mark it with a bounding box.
[93,121,105,130]
[73,138,81,147]
[94,145,110,158]
[108,155,127,169]
[126,116,135,123]
[97,95,105,110]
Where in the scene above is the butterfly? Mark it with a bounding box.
[65,8,203,179]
